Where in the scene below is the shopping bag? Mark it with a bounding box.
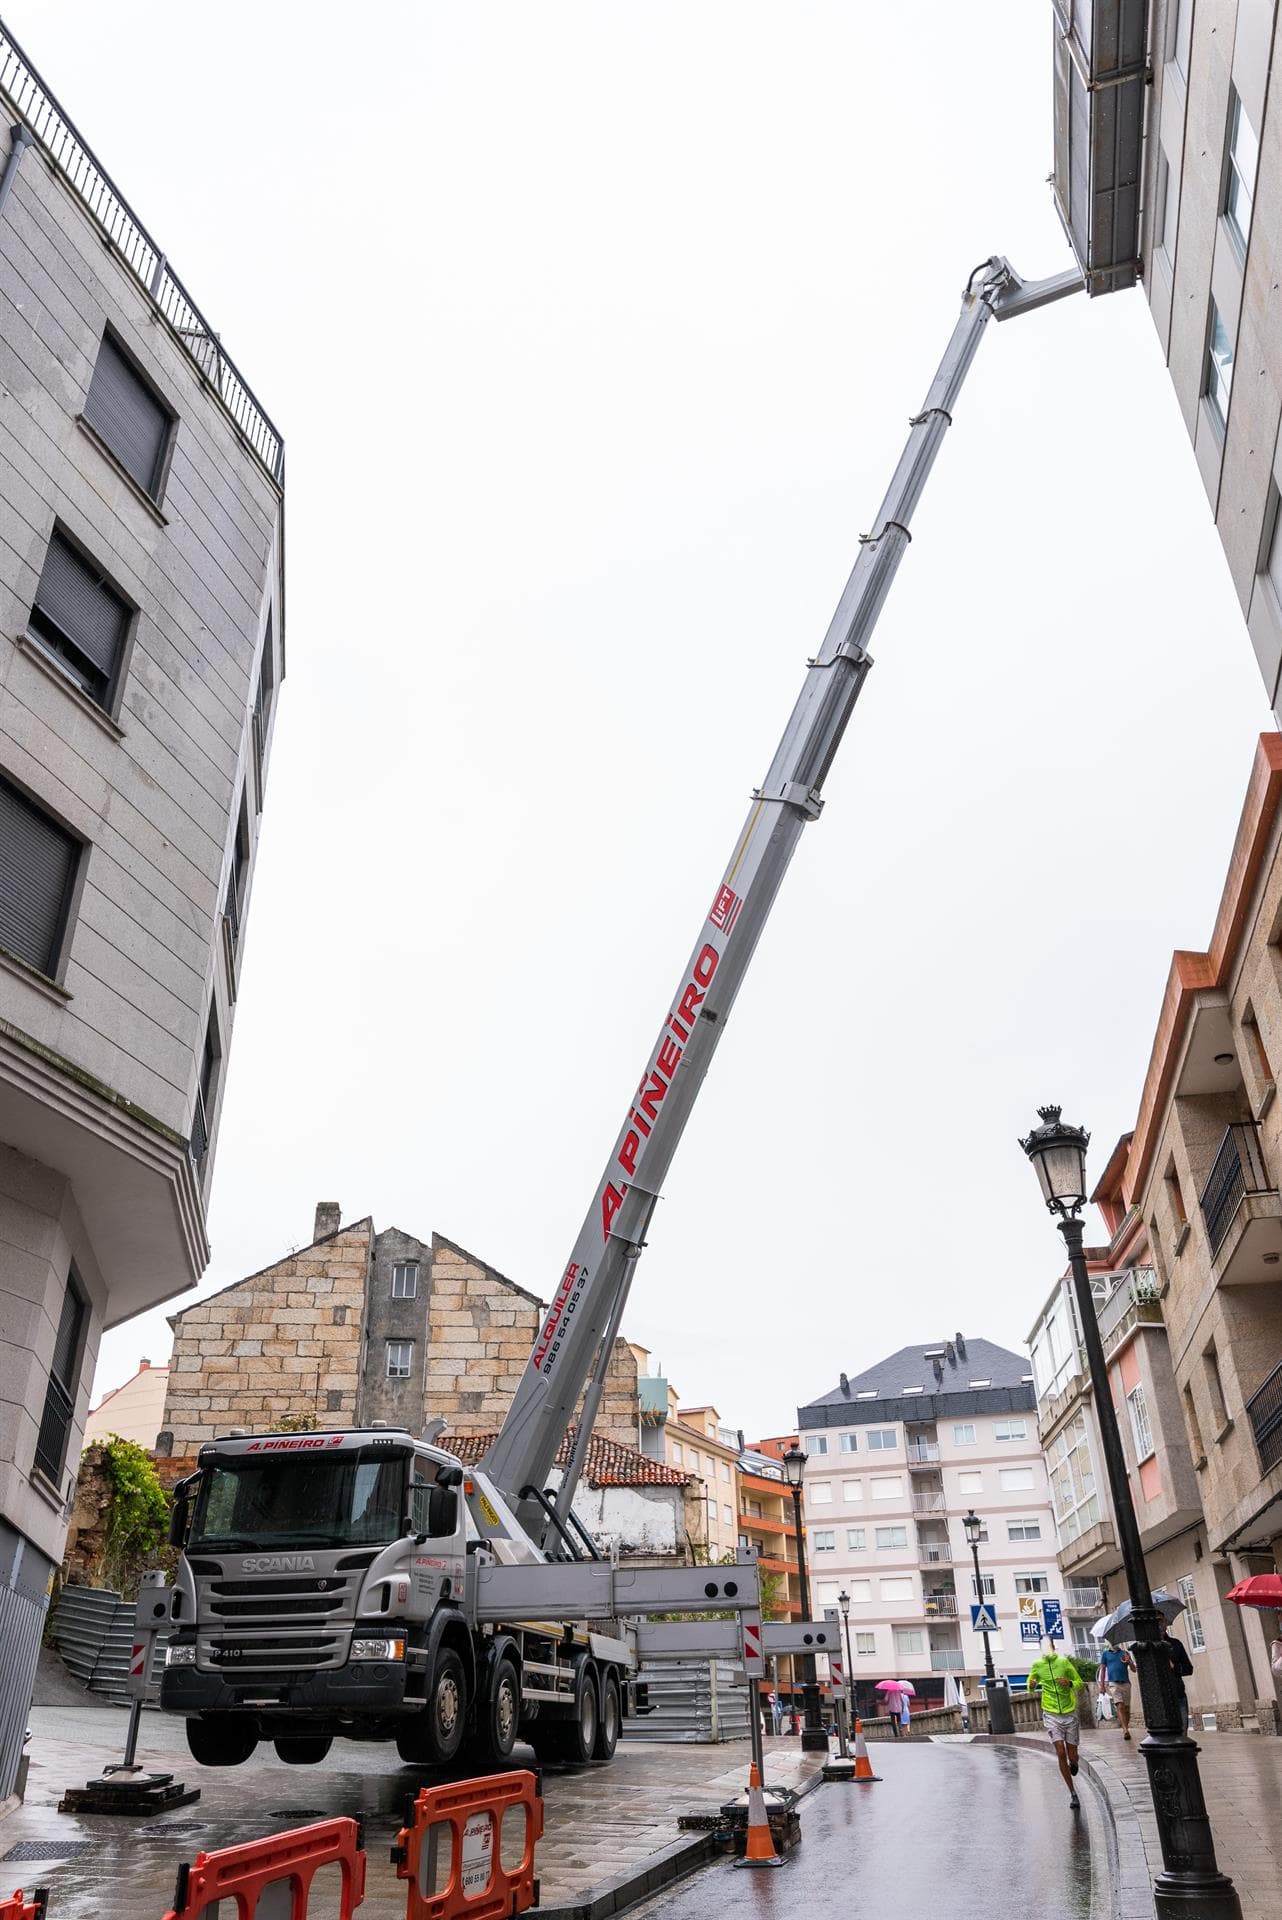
[1097,1691,1113,1720]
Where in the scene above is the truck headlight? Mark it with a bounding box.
[165,1642,197,1666]
[351,1637,406,1662]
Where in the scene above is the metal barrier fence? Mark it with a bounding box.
[0,17,284,484]
[50,1585,168,1701]
[623,1657,751,1743]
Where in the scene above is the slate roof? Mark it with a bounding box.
[806,1336,1031,1406]
[441,1431,692,1488]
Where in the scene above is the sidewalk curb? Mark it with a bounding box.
[999,1734,1156,1920]
[528,1765,829,1919]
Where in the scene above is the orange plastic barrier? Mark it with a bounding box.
[1,1891,47,1920]
[393,1771,542,1920]
[161,1817,366,1920]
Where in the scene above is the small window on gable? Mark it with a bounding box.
[29,530,131,709]
[391,1261,419,1299]
[83,332,173,499]
[386,1339,413,1379]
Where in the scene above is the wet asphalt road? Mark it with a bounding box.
[632,1741,1102,1919]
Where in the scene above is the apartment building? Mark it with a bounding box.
[1055,0,1282,718]
[0,22,284,1797]
[82,1356,168,1450]
[737,1444,802,1621]
[1027,1140,1253,1722]
[798,1341,1055,1714]
[635,1362,743,1561]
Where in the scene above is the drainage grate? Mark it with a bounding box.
[3,1841,97,1861]
[139,1823,205,1840]
[268,1810,328,1821]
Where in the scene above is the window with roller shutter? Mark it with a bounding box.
[83,332,173,499]
[0,774,80,977]
[28,531,131,707]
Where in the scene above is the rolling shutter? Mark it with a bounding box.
[83,335,170,496]
[34,535,130,684]
[0,775,78,975]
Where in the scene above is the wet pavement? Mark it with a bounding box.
[629,1740,1106,1919]
[3,1707,827,1916]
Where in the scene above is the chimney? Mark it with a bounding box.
[314,1201,342,1242]
[140,1358,150,1370]
[932,1357,943,1383]
[955,1332,967,1359]
[840,1372,851,1397]
[946,1343,957,1366]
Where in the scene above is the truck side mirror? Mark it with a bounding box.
[427,1486,458,1537]
[168,1487,189,1549]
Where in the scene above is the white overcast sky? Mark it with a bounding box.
[28,1,1268,1432]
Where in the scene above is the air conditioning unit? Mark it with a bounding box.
[1200,1712,1218,1732]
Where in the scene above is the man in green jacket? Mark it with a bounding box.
[1028,1648,1086,1810]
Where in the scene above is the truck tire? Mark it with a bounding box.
[397,1646,467,1765]
[274,1734,333,1764]
[594,1670,620,1761]
[531,1659,598,1765]
[185,1716,258,1767]
[464,1656,521,1769]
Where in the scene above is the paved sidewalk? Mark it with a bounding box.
[1079,1726,1282,1920]
[2,1708,825,1917]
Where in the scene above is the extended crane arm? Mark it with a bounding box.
[477,257,1082,1547]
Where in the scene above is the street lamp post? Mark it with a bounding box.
[962,1510,1014,1734]
[1021,1106,1240,1920]
[782,1444,830,1751]
[838,1587,856,1724]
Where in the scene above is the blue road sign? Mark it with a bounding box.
[970,1603,999,1633]
[1020,1619,1042,1644]
[1042,1598,1064,1641]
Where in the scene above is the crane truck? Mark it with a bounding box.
[161,256,1082,1770]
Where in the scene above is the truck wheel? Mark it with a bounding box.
[185,1716,258,1767]
[594,1671,620,1761]
[427,1646,467,1763]
[465,1656,521,1769]
[274,1734,333,1764]
[535,1660,598,1765]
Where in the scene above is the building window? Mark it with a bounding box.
[252,614,276,810]
[839,1433,857,1453]
[190,1012,220,1163]
[994,1419,1027,1443]
[386,1340,413,1379]
[958,1469,983,1495]
[391,1261,419,1299]
[83,331,173,498]
[224,794,250,959]
[810,1435,829,1455]
[999,1466,1036,1492]
[816,1580,840,1606]
[842,1479,862,1501]
[953,1423,976,1446]
[847,1528,865,1551]
[1183,1383,1205,1459]
[893,1627,924,1654]
[721,1461,731,1482]
[971,1573,996,1599]
[847,1578,872,1603]
[811,1530,835,1552]
[723,1503,732,1524]
[1007,1520,1042,1542]
[809,1481,832,1504]
[1165,1157,1188,1227]
[1128,1383,1155,1461]
[1168,0,1193,79]
[34,1267,86,1483]
[875,1526,908,1550]
[671,1442,683,1465]
[870,1474,903,1500]
[1203,1343,1228,1430]
[855,1632,876,1656]
[0,775,80,977]
[866,1429,897,1451]
[1014,1572,1050,1595]
[28,530,131,707]
[1224,90,1259,257]
[1177,1574,1205,1651]
[1158,153,1179,264]
[881,1577,913,1601]
[1205,300,1234,435]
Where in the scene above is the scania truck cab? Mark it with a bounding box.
[161,1427,633,1768]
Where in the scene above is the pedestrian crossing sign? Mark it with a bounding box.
[970,1603,999,1633]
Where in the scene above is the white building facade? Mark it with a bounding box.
[0,20,284,1797]
[798,1337,1057,1715]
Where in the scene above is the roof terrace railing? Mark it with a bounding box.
[0,17,283,484]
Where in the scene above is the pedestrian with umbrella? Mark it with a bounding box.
[876,1678,909,1737]
[1097,1588,1194,1735]
[1225,1572,1282,1685]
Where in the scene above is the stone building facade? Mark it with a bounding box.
[160,1204,642,1453]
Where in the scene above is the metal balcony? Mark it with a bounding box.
[907,1442,940,1466]
[918,1544,954,1567]
[923,1594,958,1619]
[1200,1123,1272,1256]
[1064,1582,1104,1614]
[1097,1268,1163,1358]
[930,1649,965,1671]
[912,1492,945,1513]
[1247,1358,1282,1475]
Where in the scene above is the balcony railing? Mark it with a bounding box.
[0,22,283,482]
[1064,1582,1104,1613]
[911,1491,945,1513]
[1097,1267,1163,1356]
[918,1544,954,1566]
[1247,1357,1282,1475]
[923,1594,958,1619]
[1200,1122,1272,1256]
[907,1442,940,1465]
[930,1649,965,1670]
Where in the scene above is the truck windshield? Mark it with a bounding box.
[189,1451,408,1551]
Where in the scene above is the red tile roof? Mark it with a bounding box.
[441,1431,692,1489]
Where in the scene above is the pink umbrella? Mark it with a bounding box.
[875,1679,917,1696]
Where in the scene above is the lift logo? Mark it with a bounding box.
[709,884,742,934]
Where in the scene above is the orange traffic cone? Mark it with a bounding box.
[852,1717,882,1782]
[734,1761,784,1869]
